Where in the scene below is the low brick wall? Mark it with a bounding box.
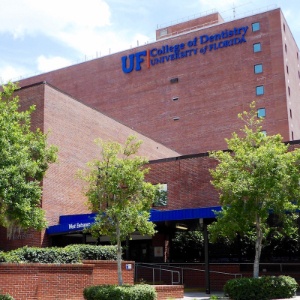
[154,285,184,300]
[0,260,135,300]
[83,260,134,285]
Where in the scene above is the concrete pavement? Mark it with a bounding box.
[177,291,300,299]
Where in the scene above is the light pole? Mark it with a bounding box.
[200,218,210,294]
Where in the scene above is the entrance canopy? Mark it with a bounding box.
[46,206,222,235]
[150,206,221,222]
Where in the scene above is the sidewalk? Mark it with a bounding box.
[180,291,300,300]
[182,291,225,299]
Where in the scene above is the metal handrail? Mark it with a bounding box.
[135,263,180,285]
[137,263,242,285]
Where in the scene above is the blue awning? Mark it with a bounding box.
[150,206,221,222]
[46,206,221,235]
[46,213,97,235]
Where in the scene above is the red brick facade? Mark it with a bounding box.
[1,7,300,268]
[0,260,134,300]
[147,154,219,211]
[0,260,184,300]
[156,12,224,40]
[0,82,179,250]
[16,8,300,155]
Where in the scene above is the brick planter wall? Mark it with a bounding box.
[154,285,184,300]
[0,260,134,300]
[83,260,135,285]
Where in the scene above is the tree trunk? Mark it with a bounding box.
[253,216,263,278]
[116,221,123,285]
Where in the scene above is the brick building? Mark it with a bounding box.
[1,7,300,263]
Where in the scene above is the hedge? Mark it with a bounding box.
[83,284,157,300]
[0,244,117,263]
[224,275,298,300]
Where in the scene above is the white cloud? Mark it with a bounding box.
[37,55,72,73]
[0,0,111,49]
[0,0,154,59]
[0,65,30,83]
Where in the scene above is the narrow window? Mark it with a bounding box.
[256,85,264,96]
[257,108,266,118]
[253,43,261,53]
[288,86,290,96]
[286,65,289,74]
[254,64,263,74]
[154,184,168,206]
[283,23,285,32]
[160,28,168,37]
[252,22,260,32]
[285,44,287,53]
[290,109,292,118]
[292,131,294,140]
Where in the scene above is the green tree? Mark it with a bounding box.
[0,82,57,239]
[80,136,158,285]
[208,102,300,278]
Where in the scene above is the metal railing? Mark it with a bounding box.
[136,263,242,286]
[153,264,242,285]
[135,263,180,285]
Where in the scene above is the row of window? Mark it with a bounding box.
[253,22,267,135]
[253,21,294,140]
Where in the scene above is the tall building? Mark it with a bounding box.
[1,7,299,263]
[16,7,300,155]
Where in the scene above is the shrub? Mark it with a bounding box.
[65,244,117,261]
[4,246,80,263]
[83,284,157,300]
[0,244,117,264]
[0,294,15,300]
[224,275,298,300]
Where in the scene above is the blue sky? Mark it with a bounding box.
[0,0,299,83]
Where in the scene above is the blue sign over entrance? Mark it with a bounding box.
[46,207,222,235]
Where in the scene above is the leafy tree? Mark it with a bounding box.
[0,82,57,239]
[172,230,203,262]
[79,136,158,285]
[208,102,300,278]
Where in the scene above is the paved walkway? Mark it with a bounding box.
[182,291,225,299]
[178,291,300,299]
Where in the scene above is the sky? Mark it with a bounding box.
[0,0,300,83]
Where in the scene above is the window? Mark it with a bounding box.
[290,109,292,118]
[283,23,286,32]
[173,116,180,121]
[253,43,261,52]
[288,86,290,96]
[286,65,289,74]
[285,44,287,53]
[160,28,168,37]
[154,184,168,206]
[292,131,294,140]
[252,22,260,32]
[172,97,179,101]
[257,108,266,118]
[261,130,267,136]
[256,85,264,96]
[170,77,179,84]
[254,64,263,74]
